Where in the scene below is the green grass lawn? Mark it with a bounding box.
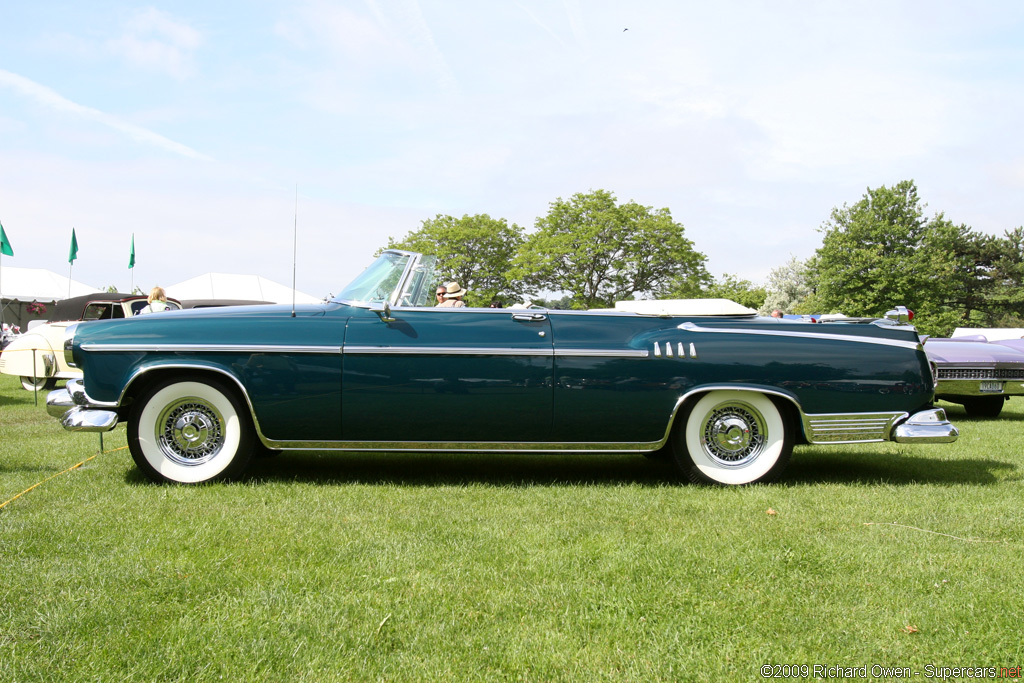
[1,372,1022,681]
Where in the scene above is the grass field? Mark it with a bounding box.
[1,372,1022,681]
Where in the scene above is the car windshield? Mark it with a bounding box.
[335,251,437,307]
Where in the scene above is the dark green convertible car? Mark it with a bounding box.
[46,250,957,486]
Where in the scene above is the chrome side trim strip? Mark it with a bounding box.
[81,342,648,358]
[344,346,648,358]
[555,348,649,358]
[344,346,552,356]
[677,322,922,351]
[81,343,340,354]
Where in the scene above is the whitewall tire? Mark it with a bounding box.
[21,376,57,392]
[128,377,254,484]
[674,390,793,486]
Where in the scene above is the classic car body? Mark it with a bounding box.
[925,334,1024,417]
[0,293,181,391]
[46,251,957,486]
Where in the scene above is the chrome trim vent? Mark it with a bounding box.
[803,412,906,444]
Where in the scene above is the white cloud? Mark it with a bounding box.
[106,7,202,79]
[0,69,209,160]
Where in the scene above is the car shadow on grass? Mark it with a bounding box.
[243,451,679,488]
[783,451,1015,486]
[0,392,42,407]
[118,447,1013,488]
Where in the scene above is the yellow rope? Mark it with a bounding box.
[0,446,127,512]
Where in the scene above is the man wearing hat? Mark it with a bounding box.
[437,282,467,308]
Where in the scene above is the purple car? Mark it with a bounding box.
[924,336,1024,417]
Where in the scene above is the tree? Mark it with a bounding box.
[973,227,1024,326]
[808,180,967,336]
[512,190,709,309]
[760,256,811,315]
[698,274,767,311]
[384,214,525,306]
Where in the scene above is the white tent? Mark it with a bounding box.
[165,273,321,305]
[0,266,97,300]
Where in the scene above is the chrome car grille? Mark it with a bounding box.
[937,367,1024,381]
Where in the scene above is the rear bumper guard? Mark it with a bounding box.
[892,408,958,443]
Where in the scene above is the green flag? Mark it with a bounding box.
[0,221,12,257]
[68,228,79,264]
[129,234,135,269]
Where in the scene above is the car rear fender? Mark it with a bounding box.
[0,332,58,377]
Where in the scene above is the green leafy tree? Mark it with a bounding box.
[974,227,1024,326]
[808,180,967,336]
[512,190,709,309]
[698,274,767,311]
[384,214,525,306]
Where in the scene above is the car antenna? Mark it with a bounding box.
[291,184,298,318]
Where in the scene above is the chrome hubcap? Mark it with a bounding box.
[157,399,225,466]
[700,402,766,467]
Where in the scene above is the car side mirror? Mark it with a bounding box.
[371,301,396,324]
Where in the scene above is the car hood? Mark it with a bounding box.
[924,338,1024,364]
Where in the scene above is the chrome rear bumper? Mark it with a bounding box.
[892,408,958,443]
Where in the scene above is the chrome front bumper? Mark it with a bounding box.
[891,408,958,443]
[46,379,119,433]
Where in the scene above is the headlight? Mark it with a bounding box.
[64,323,79,368]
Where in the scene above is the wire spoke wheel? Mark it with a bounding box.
[674,390,792,486]
[128,377,254,484]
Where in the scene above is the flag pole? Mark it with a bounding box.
[0,220,11,325]
[291,184,298,318]
[129,233,136,293]
[67,227,79,298]
[0,251,5,326]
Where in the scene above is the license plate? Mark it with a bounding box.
[979,381,1004,393]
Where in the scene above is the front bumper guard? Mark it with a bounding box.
[59,406,119,433]
[47,380,119,433]
[892,408,958,443]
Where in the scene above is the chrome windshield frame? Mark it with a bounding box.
[331,250,436,307]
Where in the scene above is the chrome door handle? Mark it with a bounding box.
[511,313,547,322]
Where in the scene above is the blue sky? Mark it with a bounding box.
[1,1,1023,300]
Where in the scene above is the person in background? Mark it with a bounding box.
[139,286,170,314]
[435,285,447,306]
[771,309,784,318]
[438,282,467,308]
